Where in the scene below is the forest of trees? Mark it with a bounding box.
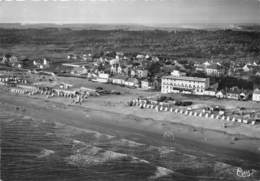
[0,28,259,62]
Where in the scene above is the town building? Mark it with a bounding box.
[252,89,260,102]
[141,79,153,89]
[93,73,109,83]
[161,74,210,94]
[204,88,216,96]
[136,69,148,78]
[124,78,139,88]
[111,75,127,85]
[216,91,225,99]
[205,64,224,77]
[71,66,88,75]
[170,70,186,77]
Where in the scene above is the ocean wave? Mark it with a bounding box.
[37,148,55,158]
[54,121,115,140]
[66,145,128,166]
[149,166,174,179]
[111,138,145,147]
[148,145,176,155]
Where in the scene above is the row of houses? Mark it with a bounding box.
[91,72,155,89]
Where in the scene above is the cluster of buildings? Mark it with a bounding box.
[161,69,260,102]
[61,52,159,90]
[195,61,225,77]
[1,54,50,70]
[1,51,260,103]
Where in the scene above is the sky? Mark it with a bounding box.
[0,0,259,25]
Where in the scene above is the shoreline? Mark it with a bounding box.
[1,90,260,154]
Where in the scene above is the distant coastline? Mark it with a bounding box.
[0,23,260,32]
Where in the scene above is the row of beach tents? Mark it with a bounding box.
[128,99,256,125]
[8,84,90,103]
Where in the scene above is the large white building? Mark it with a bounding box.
[161,75,210,95]
[252,89,260,102]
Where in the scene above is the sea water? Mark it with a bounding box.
[1,117,259,181]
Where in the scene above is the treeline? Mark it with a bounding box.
[0,28,260,59]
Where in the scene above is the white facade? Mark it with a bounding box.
[136,69,148,78]
[161,75,210,94]
[99,73,109,79]
[204,90,216,96]
[112,78,125,85]
[252,89,260,102]
[171,70,186,77]
[205,68,224,77]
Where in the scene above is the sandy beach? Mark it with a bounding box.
[0,85,260,180]
[1,86,260,163]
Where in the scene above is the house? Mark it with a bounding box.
[141,79,153,89]
[203,61,211,67]
[161,75,210,94]
[216,91,225,99]
[111,75,127,85]
[205,64,224,77]
[130,69,136,77]
[170,70,186,77]
[136,69,148,78]
[243,64,253,72]
[204,88,216,96]
[226,91,240,100]
[110,65,117,74]
[195,65,205,72]
[124,78,139,88]
[93,73,109,83]
[136,54,145,59]
[110,64,123,74]
[33,58,50,69]
[71,66,88,75]
[117,65,122,74]
[252,89,260,102]
[109,58,120,66]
